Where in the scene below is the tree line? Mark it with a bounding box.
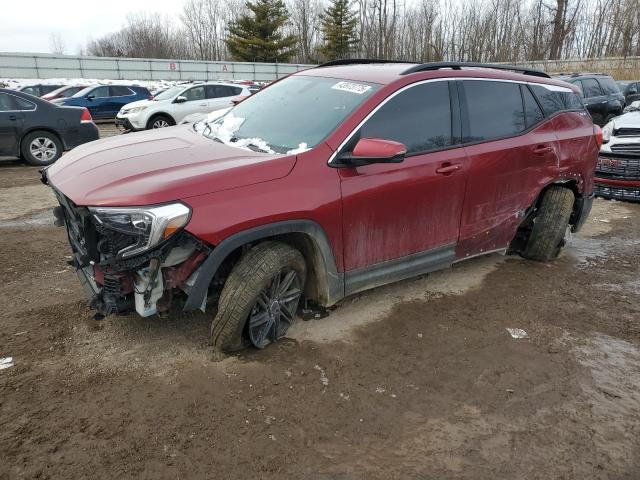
[84,0,640,64]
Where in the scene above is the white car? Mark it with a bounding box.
[115,82,250,131]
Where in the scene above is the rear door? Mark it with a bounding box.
[108,86,136,117]
[458,80,559,256]
[207,85,243,110]
[339,80,468,273]
[0,93,22,155]
[581,78,607,124]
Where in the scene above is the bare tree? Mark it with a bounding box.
[49,33,67,55]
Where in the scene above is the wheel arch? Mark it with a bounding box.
[183,220,344,312]
[20,127,65,151]
[146,112,176,128]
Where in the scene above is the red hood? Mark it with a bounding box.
[47,125,296,206]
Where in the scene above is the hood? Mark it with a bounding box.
[610,111,640,130]
[46,125,296,207]
[121,99,153,111]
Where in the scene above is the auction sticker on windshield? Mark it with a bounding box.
[332,81,372,95]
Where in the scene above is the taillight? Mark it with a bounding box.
[80,107,93,123]
[594,125,603,148]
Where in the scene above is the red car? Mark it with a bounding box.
[43,61,601,351]
[41,85,91,101]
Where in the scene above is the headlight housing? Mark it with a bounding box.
[122,106,147,115]
[602,121,614,144]
[90,203,191,258]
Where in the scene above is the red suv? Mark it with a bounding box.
[43,61,601,351]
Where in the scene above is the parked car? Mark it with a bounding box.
[19,84,65,97]
[56,85,151,120]
[114,82,250,131]
[41,85,91,101]
[554,73,625,126]
[42,61,600,351]
[624,100,640,113]
[595,110,640,202]
[0,88,98,165]
[617,80,640,106]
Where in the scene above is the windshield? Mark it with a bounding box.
[72,86,94,98]
[154,86,184,101]
[200,75,380,154]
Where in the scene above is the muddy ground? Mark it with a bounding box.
[0,159,639,480]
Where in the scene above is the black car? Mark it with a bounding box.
[617,80,640,106]
[19,84,65,97]
[0,88,99,166]
[554,73,625,126]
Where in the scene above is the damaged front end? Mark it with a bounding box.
[49,187,209,319]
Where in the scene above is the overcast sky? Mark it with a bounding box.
[0,0,186,54]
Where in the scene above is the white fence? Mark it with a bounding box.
[0,52,313,82]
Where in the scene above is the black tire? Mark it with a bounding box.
[522,186,575,261]
[146,114,175,130]
[211,241,306,352]
[21,130,63,166]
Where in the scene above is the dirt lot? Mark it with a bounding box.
[0,160,639,480]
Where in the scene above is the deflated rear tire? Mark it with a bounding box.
[522,186,575,262]
[211,241,306,352]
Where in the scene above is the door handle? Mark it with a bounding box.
[435,162,462,175]
[199,103,207,106]
[9,114,17,121]
[601,101,607,104]
[533,145,553,155]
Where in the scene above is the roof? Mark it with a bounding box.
[298,62,574,91]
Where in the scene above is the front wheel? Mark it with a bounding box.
[211,241,306,352]
[146,114,175,130]
[522,186,575,261]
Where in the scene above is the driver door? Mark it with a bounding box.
[172,86,208,122]
[337,81,468,289]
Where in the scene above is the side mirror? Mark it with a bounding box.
[629,88,638,95]
[86,94,95,100]
[334,138,406,167]
[230,96,245,106]
[174,96,187,103]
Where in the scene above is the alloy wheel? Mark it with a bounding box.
[29,137,57,162]
[248,269,302,349]
[152,119,170,128]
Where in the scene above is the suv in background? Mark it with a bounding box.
[56,85,151,120]
[115,82,250,131]
[43,61,600,352]
[617,80,640,106]
[554,73,625,126]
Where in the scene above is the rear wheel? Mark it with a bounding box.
[21,130,63,166]
[146,114,175,130]
[211,241,306,352]
[522,186,575,261]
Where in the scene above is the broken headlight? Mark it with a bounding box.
[90,203,191,258]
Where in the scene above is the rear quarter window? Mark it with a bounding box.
[529,84,582,115]
[462,80,525,142]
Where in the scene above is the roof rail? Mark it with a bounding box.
[401,62,550,79]
[317,58,414,68]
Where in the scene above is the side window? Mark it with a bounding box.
[0,93,12,111]
[563,91,585,110]
[110,86,133,96]
[358,81,453,154]
[183,86,206,101]
[530,84,564,115]
[13,96,36,111]
[463,80,525,142]
[521,86,544,128]
[582,79,603,97]
[599,77,620,95]
[231,86,243,96]
[90,86,110,98]
[571,80,584,96]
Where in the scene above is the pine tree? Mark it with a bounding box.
[320,0,359,61]
[225,0,297,62]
